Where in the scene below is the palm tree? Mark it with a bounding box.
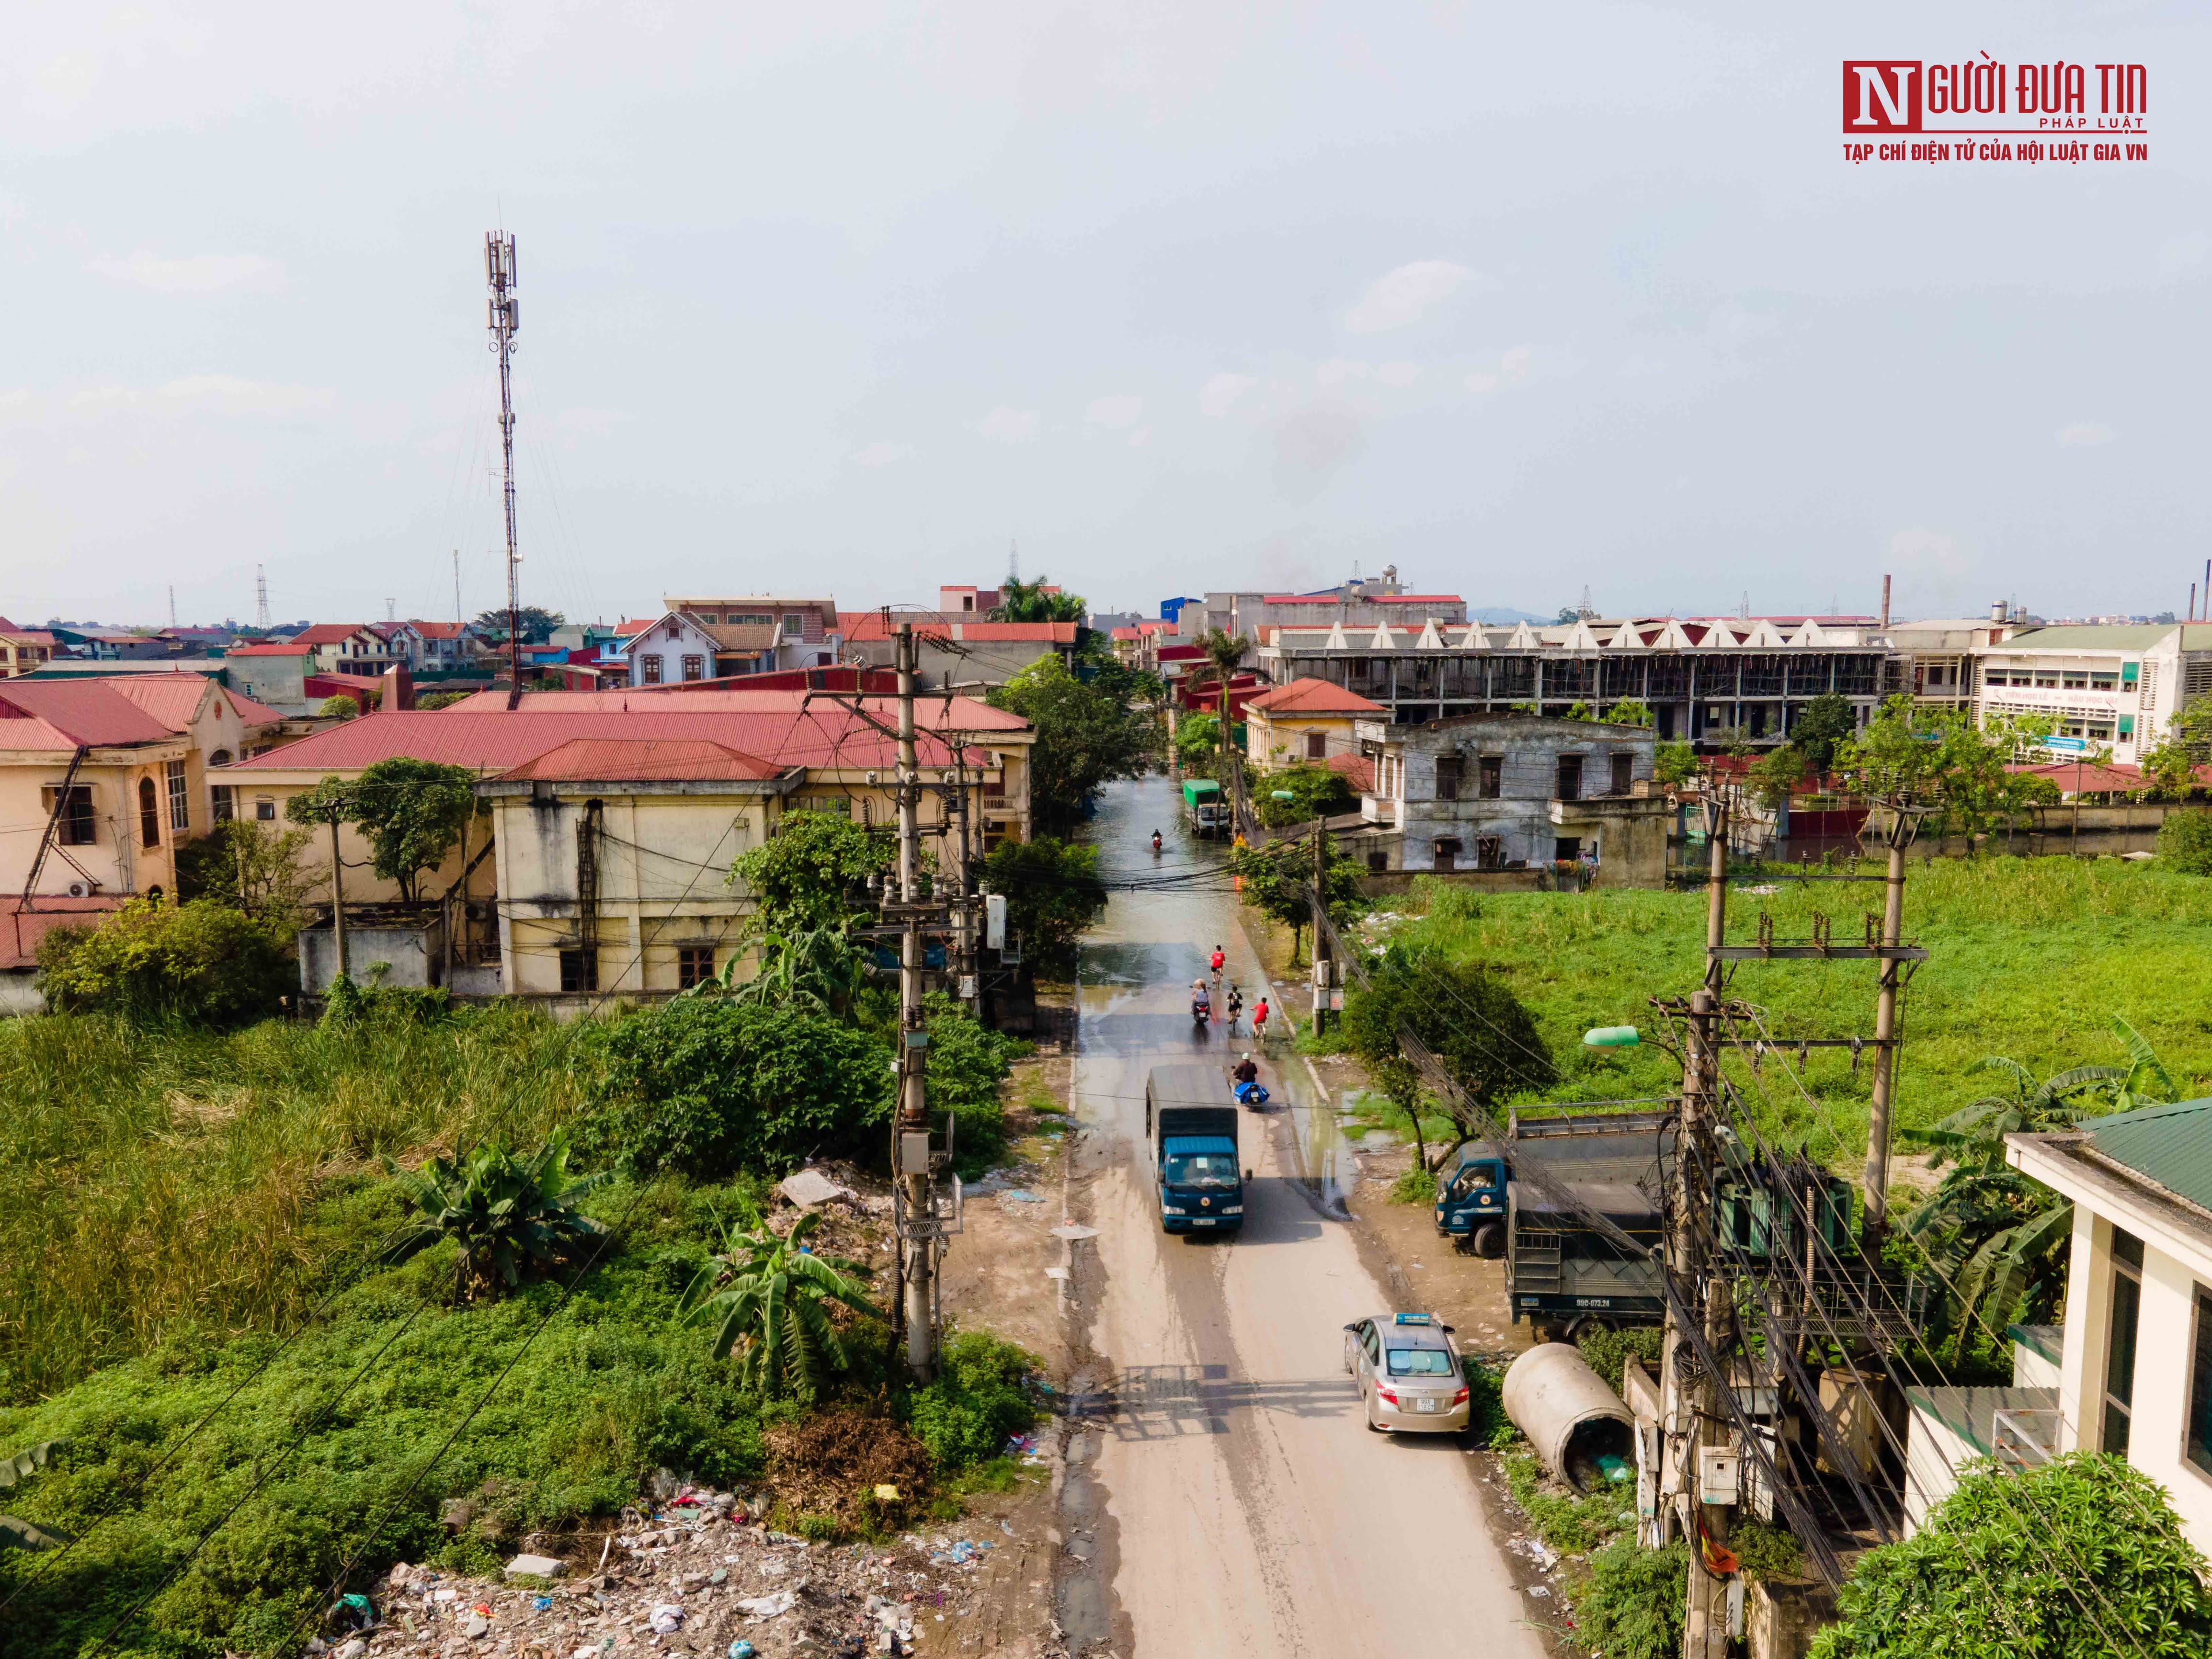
[989,578,1086,623]
[1200,627,1250,815]
[680,1211,883,1397]
[380,1136,611,1301]
[1902,1018,2174,1347]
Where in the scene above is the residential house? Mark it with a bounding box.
[1350,711,1666,884]
[224,642,318,713]
[1888,1101,2212,1559]
[0,620,57,677]
[658,596,844,672]
[381,620,481,672]
[1241,677,1386,772]
[1174,570,1463,642]
[290,624,394,679]
[939,583,1060,616]
[1972,622,2212,767]
[838,614,1079,691]
[1255,614,1889,746]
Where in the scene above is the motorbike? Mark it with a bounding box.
[1192,998,1211,1028]
[1151,831,1163,854]
[1233,1079,1270,1108]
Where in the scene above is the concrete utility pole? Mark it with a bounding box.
[894,622,939,1381]
[1861,807,1915,1240]
[328,817,350,985]
[1311,821,1332,1035]
[485,230,523,709]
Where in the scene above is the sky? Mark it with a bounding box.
[4,1,2209,629]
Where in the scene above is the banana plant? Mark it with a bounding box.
[680,1212,882,1398]
[1,1439,70,1551]
[380,1136,611,1301]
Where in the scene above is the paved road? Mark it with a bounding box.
[1057,776,1544,1658]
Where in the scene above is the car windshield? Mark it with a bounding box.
[1164,1152,1239,1187]
[1450,1166,1496,1195]
[1385,1346,1455,1377]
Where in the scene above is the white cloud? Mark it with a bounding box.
[853,440,914,467]
[1344,260,1472,334]
[70,375,333,416]
[1085,393,1142,430]
[1500,345,1533,381]
[976,406,1040,443]
[2056,422,2115,447]
[1127,426,1151,447]
[85,250,285,293]
[557,407,630,436]
[1320,358,1419,388]
[1465,372,1500,394]
[1317,358,1366,386]
[1371,361,1421,387]
[2158,232,2210,275]
[1199,372,1256,417]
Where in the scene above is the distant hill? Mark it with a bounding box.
[1468,607,1554,625]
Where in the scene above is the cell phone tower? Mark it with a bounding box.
[255,565,271,629]
[486,230,522,707]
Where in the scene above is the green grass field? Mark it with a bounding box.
[1349,858,2212,1183]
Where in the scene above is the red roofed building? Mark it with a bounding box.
[1241,677,1388,772]
[287,624,394,678]
[223,641,318,712]
[836,613,1080,691]
[0,619,58,678]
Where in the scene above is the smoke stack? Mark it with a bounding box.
[1880,574,1892,629]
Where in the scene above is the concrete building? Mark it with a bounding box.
[1350,711,1666,883]
[1255,614,1889,746]
[1241,677,1386,772]
[0,621,57,677]
[1174,571,1464,643]
[939,582,1060,615]
[223,642,318,713]
[290,624,394,678]
[839,614,1080,692]
[660,596,844,670]
[381,620,482,671]
[617,600,845,682]
[1880,611,2019,719]
[1972,622,2212,766]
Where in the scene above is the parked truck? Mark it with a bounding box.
[1144,1064,1251,1234]
[1181,778,1229,839]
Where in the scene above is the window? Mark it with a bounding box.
[1477,756,1502,799]
[2091,672,2118,691]
[559,949,597,993]
[1554,836,1582,863]
[2189,1287,2212,1480]
[681,654,705,682]
[43,785,95,846]
[1305,731,1328,761]
[255,797,277,821]
[2062,671,2088,690]
[1610,753,1634,797]
[1367,850,1387,873]
[1556,754,1584,801]
[167,759,190,830]
[2103,1227,2144,1456]
[782,614,803,637]
[211,786,235,823]
[665,619,682,638]
[677,946,716,989]
[137,776,161,847]
[640,654,663,684]
[1436,757,1463,801]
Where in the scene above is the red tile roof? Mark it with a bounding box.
[217,707,993,776]
[404,620,470,639]
[837,612,1078,643]
[1109,627,1142,640]
[497,738,786,782]
[228,641,315,657]
[1326,752,1376,794]
[95,675,288,732]
[289,624,380,646]
[1243,677,1387,716]
[443,687,1032,732]
[0,681,181,749]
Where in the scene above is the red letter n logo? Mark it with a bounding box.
[1843,61,1921,132]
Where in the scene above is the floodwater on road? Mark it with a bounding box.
[1052,775,1543,1659]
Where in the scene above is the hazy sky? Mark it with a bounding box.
[6,2,2209,628]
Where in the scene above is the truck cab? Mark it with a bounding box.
[1144,1065,1249,1234]
[1435,1148,1509,1256]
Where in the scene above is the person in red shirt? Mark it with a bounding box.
[1252,996,1270,1042]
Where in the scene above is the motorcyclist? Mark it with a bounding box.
[1225,982,1244,1033]
[1232,1053,1259,1088]
[1151,828,1163,853]
[1191,978,1211,1022]
[1252,995,1270,1041]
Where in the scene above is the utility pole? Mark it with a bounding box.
[1861,807,1916,1240]
[1311,820,1332,1035]
[893,622,938,1381]
[328,816,350,986]
[485,230,523,709]
[168,585,177,629]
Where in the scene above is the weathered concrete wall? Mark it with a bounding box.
[299,918,442,993]
[1747,1574,1839,1659]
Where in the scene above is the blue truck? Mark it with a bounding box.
[1144,1064,1251,1234]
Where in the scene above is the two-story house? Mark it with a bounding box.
[290,624,394,679]
[381,620,480,672]
[0,620,57,677]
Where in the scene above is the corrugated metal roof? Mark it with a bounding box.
[444,688,1032,731]
[227,642,315,657]
[2087,1097,2212,1214]
[217,707,989,776]
[289,623,379,645]
[1245,676,1386,716]
[497,738,785,782]
[0,680,180,748]
[2004,624,2212,650]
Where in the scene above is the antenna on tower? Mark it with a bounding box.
[485,229,523,708]
[255,566,271,630]
[386,598,396,623]
[1577,584,1594,620]
[1740,589,1750,620]
[169,585,178,629]
[1007,539,1019,584]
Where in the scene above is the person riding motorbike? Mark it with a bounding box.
[1225,982,1244,1034]
[1232,1053,1259,1087]
[1252,996,1270,1041]
[1151,828,1163,854]
[1191,978,1211,1023]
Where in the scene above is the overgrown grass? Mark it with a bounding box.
[1370,859,2212,1178]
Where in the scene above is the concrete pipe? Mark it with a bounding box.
[1502,1341,1637,1493]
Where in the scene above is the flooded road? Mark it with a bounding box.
[1055,775,1541,1658]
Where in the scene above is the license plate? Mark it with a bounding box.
[1193,1217,1216,1226]
[1416,1398,1437,1412]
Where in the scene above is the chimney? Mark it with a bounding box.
[379,661,415,712]
[1880,574,1892,629]
[1990,600,2007,624]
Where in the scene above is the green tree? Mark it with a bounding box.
[986,654,1155,835]
[1837,697,2054,845]
[316,693,363,720]
[1174,711,1221,773]
[923,991,1033,1175]
[1655,741,1699,786]
[1601,699,1654,728]
[172,819,320,931]
[587,998,894,1178]
[987,577,1087,624]
[680,1211,882,1398]
[1810,1453,2212,1659]
[730,808,891,931]
[1339,945,1556,1168]
[1747,742,1808,808]
[1790,692,1857,773]
[982,836,1106,975]
[1198,627,1249,761]
[1225,832,1366,966]
[1255,763,1357,829]
[379,1136,611,1302]
[722,917,872,1017]
[36,897,293,1027]
[472,605,564,643]
[285,758,478,903]
[416,689,474,711]
[2157,806,2212,874]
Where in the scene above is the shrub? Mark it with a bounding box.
[1575,1323,1663,1393]
[36,898,293,1027]
[1569,1538,1687,1659]
[901,1331,1038,1473]
[2157,806,2212,875]
[1388,1166,1433,1204]
[1810,1452,2212,1658]
[585,998,893,1178]
[416,690,473,711]
[981,838,1106,975]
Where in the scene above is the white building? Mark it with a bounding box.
[1972,622,2212,764]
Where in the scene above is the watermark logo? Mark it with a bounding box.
[1842,55,2148,165]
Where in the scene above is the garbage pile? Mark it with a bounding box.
[311,1486,1038,1659]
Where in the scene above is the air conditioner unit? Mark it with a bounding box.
[66,881,89,898]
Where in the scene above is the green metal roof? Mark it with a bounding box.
[2003,624,2212,651]
[2087,1097,2212,1213]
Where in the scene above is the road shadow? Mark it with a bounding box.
[1097,1364,1362,1439]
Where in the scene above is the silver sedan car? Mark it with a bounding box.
[1342,1313,1471,1433]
